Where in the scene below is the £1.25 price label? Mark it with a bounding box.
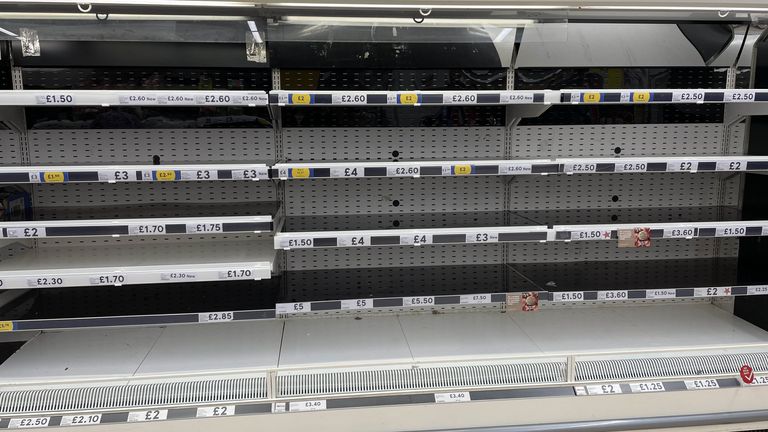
[685,379,719,390]
[629,382,665,393]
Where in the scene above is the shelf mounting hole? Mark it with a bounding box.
[614,147,622,154]
[392,200,400,207]
[612,195,619,202]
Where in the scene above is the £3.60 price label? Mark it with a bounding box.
[664,227,695,238]
[685,379,719,390]
[598,290,628,301]
[586,384,622,395]
[128,409,168,422]
[629,382,665,393]
[341,299,373,310]
[9,417,51,429]
[289,400,326,412]
[196,406,234,417]
[199,311,234,323]
[434,392,471,403]
[60,414,101,426]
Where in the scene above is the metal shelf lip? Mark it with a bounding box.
[554,220,768,242]
[0,216,273,239]
[558,156,767,174]
[268,90,558,106]
[562,89,768,104]
[0,241,276,290]
[0,164,270,184]
[0,90,268,107]
[275,226,551,249]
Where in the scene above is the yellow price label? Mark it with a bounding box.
[453,165,472,176]
[399,93,418,104]
[582,92,601,103]
[291,168,310,178]
[633,92,651,103]
[0,321,13,332]
[155,170,177,181]
[42,172,65,183]
[291,94,311,105]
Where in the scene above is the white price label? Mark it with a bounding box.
[403,296,435,307]
[387,166,420,177]
[129,224,166,235]
[186,223,223,234]
[60,414,101,426]
[231,168,263,180]
[283,238,314,248]
[341,299,373,310]
[434,392,471,403]
[502,163,533,174]
[36,94,74,105]
[667,161,697,172]
[570,229,610,241]
[646,289,677,299]
[629,382,665,393]
[27,277,65,287]
[160,272,197,281]
[98,170,133,182]
[748,286,768,295]
[466,232,498,243]
[159,94,194,105]
[598,290,628,301]
[337,235,369,247]
[746,375,768,386]
[460,294,492,304]
[726,90,756,102]
[673,91,705,102]
[615,162,648,172]
[716,160,748,171]
[195,93,233,104]
[331,166,361,178]
[128,409,168,422]
[289,400,326,412]
[219,269,254,279]
[237,93,265,105]
[552,291,585,302]
[586,384,622,395]
[118,94,157,105]
[664,227,695,238]
[694,287,723,297]
[332,93,367,104]
[564,163,597,173]
[716,226,747,237]
[277,302,311,314]
[402,234,432,246]
[9,417,51,429]
[196,406,234,417]
[685,379,719,390]
[6,227,45,238]
[505,92,535,104]
[89,274,125,285]
[443,92,478,104]
[199,312,234,323]
[181,170,219,181]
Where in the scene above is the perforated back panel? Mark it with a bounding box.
[29,129,275,165]
[283,127,504,161]
[0,130,20,165]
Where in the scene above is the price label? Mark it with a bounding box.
[0,321,13,332]
[616,162,647,172]
[60,414,101,426]
[673,91,705,102]
[582,92,602,103]
[586,384,622,395]
[333,93,366,104]
[387,166,420,177]
[745,375,768,385]
[219,269,253,279]
[238,93,265,105]
[717,226,747,237]
[129,224,166,235]
[28,277,65,287]
[716,160,747,171]
[632,92,651,103]
[9,417,51,428]
[552,291,585,302]
[402,234,432,246]
[504,92,535,104]
[467,232,498,243]
[6,227,46,238]
[291,168,311,179]
[118,94,157,105]
[748,286,768,295]
[338,235,368,247]
[195,93,233,104]
[664,227,695,238]
[284,238,313,248]
[434,392,471,403]
[160,272,197,281]
[196,406,234,417]
[460,294,492,304]
[89,274,125,285]
[598,290,628,301]
[128,409,168,422]
[694,287,722,297]
[289,400,326,412]
[98,170,133,182]
[727,90,756,102]
[155,170,177,181]
[646,289,676,299]
[290,94,311,105]
[563,163,597,173]
[398,93,419,105]
[159,94,195,105]
[181,170,219,181]
[403,296,435,307]
[502,163,533,174]
[684,379,719,390]
[629,382,665,393]
[36,94,74,105]
[276,302,311,314]
[198,311,234,323]
[570,230,610,240]
[186,223,223,234]
[42,172,65,183]
[232,168,263,180]
[453,164,472,175]
[667,161,696,172]
[443,92,478,104]
[341,299,373,310]
[331,166,361,178]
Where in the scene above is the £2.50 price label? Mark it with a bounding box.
[9,417,51,428]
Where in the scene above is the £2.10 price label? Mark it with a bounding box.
[60,414,101,426]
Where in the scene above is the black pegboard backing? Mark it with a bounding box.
[22,67,272,91]
[517,67,727,125]
[281,106,505,128]
[26,107,272,129]
[0,43,12,90]
[736,67,753,89]
[281,69,506,91]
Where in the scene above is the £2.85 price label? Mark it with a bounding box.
[199,311,234,323]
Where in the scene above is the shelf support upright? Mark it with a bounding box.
[271,67,289,286]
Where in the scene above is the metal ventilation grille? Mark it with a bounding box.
[0,377,267,414]
[576,352,768,382]
[276,362,567,398]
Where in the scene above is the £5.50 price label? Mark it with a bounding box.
[434,392,471,403]
[403,296,435,307]
[128,409,168,422]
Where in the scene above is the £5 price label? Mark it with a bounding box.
[276,302,311,314]
[341,299,373,310]
[128,409,168,422]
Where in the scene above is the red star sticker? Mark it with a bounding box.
[725,287,731,295]
[602,231,611,239]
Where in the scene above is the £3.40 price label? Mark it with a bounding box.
[289,400,326,412]
[434,392,471,403]
[9,417,51,428]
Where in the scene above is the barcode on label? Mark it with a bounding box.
[434,392,471,403]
